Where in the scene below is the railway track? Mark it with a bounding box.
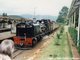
[13,49,24,59]
[13,47,32,59]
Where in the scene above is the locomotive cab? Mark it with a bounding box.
[16,22,34,38]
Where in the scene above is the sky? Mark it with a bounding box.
[0,0,72,16]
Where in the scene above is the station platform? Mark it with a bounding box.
[0,32,16,40]
[0,28,11,32]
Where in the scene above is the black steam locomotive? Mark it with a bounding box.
[13,19,54,48]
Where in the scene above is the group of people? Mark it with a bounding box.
[0,39,14,60]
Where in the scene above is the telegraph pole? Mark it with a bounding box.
[33,8,36,21]
[34,8,35,19]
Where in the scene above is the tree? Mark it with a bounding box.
[2,13,7,16]
[56,6,68,24]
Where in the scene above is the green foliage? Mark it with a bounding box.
[2,13,7,16]
[78,37,80,54]
[60,26,64,34]
[78,47,80,54]
[56,6,68,24]
[55,26,64,45]
[68,27,77,45]
[65,19,69,25]
[55,33,60,45]
[56,26,64,45]
[57,33,60,39]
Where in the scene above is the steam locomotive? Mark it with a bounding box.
[13,19,54,48]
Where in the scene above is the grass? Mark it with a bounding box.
[37,32,73,60]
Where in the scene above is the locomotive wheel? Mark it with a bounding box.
[40,35,42,40]
[32,40,36,47]
[38,36,42,41]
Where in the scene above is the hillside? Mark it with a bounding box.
[21,14,57,21]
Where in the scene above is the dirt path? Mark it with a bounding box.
[68,33,80,60]
[65,25,80,60]
[67,32,80,60]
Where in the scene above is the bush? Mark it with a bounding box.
[60,26,64,34]
[57,33,60,39]
[78,47,80,53]
[68,27,77,45]
[55,33,60,45]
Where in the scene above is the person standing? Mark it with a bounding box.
[0,39,14,60]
